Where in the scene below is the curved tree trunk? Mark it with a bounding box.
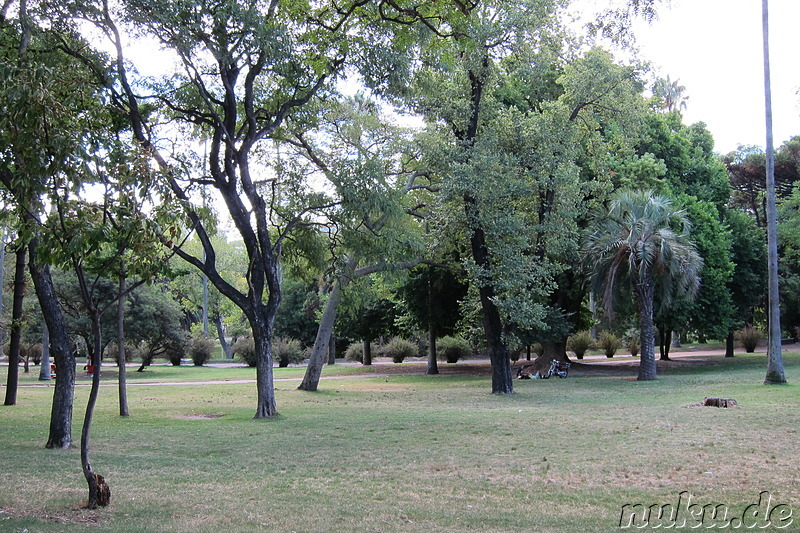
[4,246,26,406]
[29,242,75,449]
[214,314,232,359]
[82,310,109,508]
[635,277,657,381]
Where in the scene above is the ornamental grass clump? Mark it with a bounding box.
[273,337,305,367]
[626,335,640,357]
[383,337,418,363]
[189,335,215,366]
[598,331,621,358]
[233,336,257,367]
[567,331,594,360]
[736,326,763,353]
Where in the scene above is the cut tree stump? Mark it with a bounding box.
[703,397,737,408]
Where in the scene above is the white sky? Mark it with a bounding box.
[630,0,800,154]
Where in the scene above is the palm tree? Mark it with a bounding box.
[653,75,688,113]
[585,190,702,380]
[761,0,786,384]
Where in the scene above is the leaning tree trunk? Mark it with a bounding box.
[635,276,657,381]
[4,246,26,406]
[117,271,129,417]
[299,277,346,391]
[29,241,75,449]
[214,314,232,359]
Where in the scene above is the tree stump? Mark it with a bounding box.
[703,397,737,408]
[94,473,111,507]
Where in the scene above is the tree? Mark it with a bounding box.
[585,190,702,380]
[761,0,785,385]
[3,242,25,405]
[652,75,688,113]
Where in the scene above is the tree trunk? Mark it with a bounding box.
[327,333,336,365]
[214,314,232,359]
[542,340,569,362]
[252,315,278,418]
[725,330,735,357]
[427,326,439,375]
[467,199,514,394]
[4,246,26,406]
[117,271,129,417]
[635,277,657,381]
[30,241,75,449]
[299,277,345,391]
[81,309,109,508]
[762,0,786,385]
[362,339,373,366]
[39,324,51,381]
[660,329,672,360]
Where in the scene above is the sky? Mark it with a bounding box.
[628,0,800,154]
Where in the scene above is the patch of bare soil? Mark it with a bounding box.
[3,505,110,528]
[181,413,226,420]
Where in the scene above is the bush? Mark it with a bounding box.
[736,326,763,353]
[233,336,257,367]
[344,342,363,363]
[437,336,471,364]
[106,343,141,364]
[383,337,418,364]
[567,331,594,359]
[626,335,640,357]
[189,335,215,366]
[598,332,621,358]
[273,337,305,367]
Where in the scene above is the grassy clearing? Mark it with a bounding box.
[1,351,799,532]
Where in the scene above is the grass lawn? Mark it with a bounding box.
[1,350,799,532]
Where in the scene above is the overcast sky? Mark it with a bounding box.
[629,0,800,154]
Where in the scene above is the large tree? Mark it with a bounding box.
[585,190,702,380]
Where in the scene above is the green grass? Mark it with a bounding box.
[1,352,799,532]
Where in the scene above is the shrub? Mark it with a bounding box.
[189,335,215,366]
[344,342,363,363]
[736,326,763,353]
[233,336,257,367]
[437,336,471,364]
[567,331,594,360]
[383,337,418,364]
[106,343,141,364]
[273,337,305,367]
[626,335,640,357]
[598,332,621,358]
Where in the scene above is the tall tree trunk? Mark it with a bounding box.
[635,277,657,381]
[542,340,569,363]
[725,330,735,357]
[299,276,346,391]
[762,0,786,384]
[427,326,439,375]
[660,329,672,361]
[117,271,129,417]
[4,246,26,406]
[30,243,75,449]
[39,324,51,381]
[327,333,336,365]
[214,314,232,359]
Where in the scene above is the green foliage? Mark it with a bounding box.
[232,337,257,368]
[625,335,640,357]
[597,331,621,358]
[436,336,471,364]
[567,331,594,359]
[383,337,419,364]
[736,326,763,353]
[344,342,364,363]
[188,335,215,366]
[273,338,305,368]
